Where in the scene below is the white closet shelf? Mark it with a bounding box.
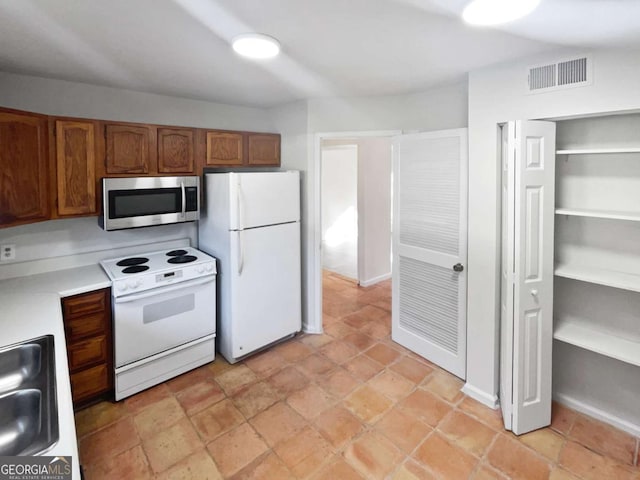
[555,264,640,293]
[554,319,640,367]
[556,147,640,155]
[555,208,640,222]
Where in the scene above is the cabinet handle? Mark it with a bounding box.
[453,263,464,272]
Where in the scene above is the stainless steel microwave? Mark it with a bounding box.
[100,176,199,231]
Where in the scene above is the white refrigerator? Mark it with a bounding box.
[198,171,302,363]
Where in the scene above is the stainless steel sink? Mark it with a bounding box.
[0,336,58,455]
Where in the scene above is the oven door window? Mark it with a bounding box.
[109,188,182,219]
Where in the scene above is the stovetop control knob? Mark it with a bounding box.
[136,279,143,287]
[117,283,127,292]
[205,263,214,272]
[127,281,137,290]
[196,266,205,274]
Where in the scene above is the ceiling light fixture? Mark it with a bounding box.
[462,0,540,26]
[231,33,280,60]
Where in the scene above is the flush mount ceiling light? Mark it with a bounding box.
[462,0,540,26]
[231,33,280,59]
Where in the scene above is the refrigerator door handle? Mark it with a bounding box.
[238,230,245,275]
[237,177,245,230]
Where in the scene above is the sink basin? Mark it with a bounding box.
[0,336,58,455]
[0,343,42,391]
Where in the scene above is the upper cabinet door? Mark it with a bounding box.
[248,133,281,166]
[0,110,49,227]
[55,120,97,216]
[205,131,244,166]
[158,128,195,174]
[105,124,151,174]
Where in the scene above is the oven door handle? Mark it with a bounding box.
[114,275,215,304]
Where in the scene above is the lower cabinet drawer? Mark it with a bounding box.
[65,312,107,341]
[68,335,108,372]
[63,289,108,319]
[70,364,109,403]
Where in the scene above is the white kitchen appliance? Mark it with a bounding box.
[198,171,302,363]
[100,247,216,400]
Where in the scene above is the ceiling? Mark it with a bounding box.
[0,0,638,108]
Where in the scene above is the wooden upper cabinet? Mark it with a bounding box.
[54,120,97,216]
[158,128,195,174]
[205,131,244,166]
[0,110,49,227]
[248,133,281,166]
[105,123,152,174]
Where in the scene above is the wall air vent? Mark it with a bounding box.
[527,55,591,94]
[529,63,556,90]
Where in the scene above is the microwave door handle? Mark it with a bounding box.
[181,180,186,218]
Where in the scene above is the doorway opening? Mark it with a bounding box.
[321,144,359,281]
[315,131,398,334]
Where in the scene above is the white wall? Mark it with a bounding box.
[321,145,358,279]
[466,48,640,408]
[308,82,469,133]
[309,82,467,132]
[0,217,195,276]
[0,71,276,271]
[0,71,273,130]
[356,137,392,286]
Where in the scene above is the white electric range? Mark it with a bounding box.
[100,247,217,400]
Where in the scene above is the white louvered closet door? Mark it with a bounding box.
[392,129,468,379]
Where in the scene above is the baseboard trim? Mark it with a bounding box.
[302,326,323,335]
[462,383,499,409]
[359,273,391,287]
[553,392,640,437]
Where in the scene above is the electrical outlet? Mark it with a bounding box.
[1,244,16,262]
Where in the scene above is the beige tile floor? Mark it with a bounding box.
[76,271,640,479]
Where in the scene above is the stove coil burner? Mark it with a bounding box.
[167,255,197,264]
[166,249,188,257]
[116,257,149,267]
[122,265,150,274]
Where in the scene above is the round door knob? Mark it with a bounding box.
[453,263,464,272]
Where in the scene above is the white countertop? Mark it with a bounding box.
[1,293,81,479]
[0,265,111,480]
[0,264,111,296]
